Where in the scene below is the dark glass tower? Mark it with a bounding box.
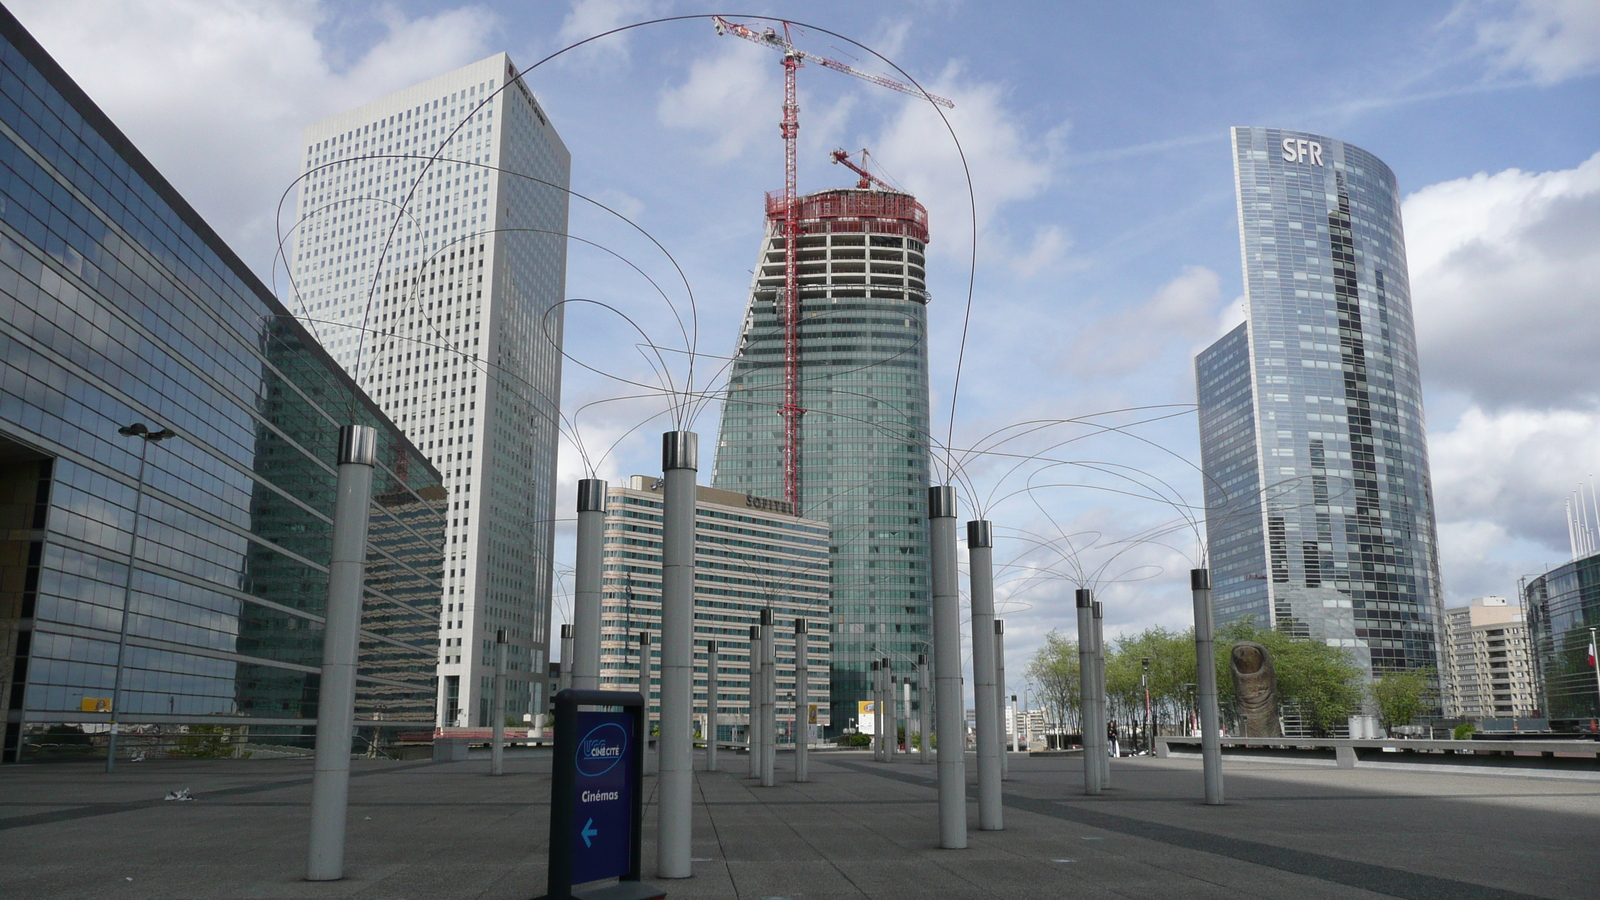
[1196,127,1444,678]
[712,187,932,734]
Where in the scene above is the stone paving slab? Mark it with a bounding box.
[1,750,1596,899]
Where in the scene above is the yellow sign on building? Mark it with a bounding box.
[80,697,111,712]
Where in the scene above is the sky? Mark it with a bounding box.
[10,0,1600,687]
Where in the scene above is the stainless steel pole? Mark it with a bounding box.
[657,431,696,879]
[996,619,1010,779]
[794,620,809,782]
[748,625,762,779]
[760,609,776,787]
[1094,601,1110,788]
[1193,569,1224,805]
[572,478,606,691]
[491,629,506,776]
[707,640,719,772]
[307,425,376,881]
[901,678,911,758]
[886,671,897,764]
[869,660,881,761]
[558,624,573,693]
[1076,589,1100,795]
[929,486,967,848]
[918,654,931,765]
[967,520,1002,830]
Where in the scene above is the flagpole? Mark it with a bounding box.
[1590,627,1600,732]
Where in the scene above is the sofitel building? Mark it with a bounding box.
[711,186,933,733]
[1195,127,1445,678]
[290,56,569,726]
[0,9,445,763]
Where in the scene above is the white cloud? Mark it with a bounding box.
[1405,149,1600,407]
[1066,266,1223,378]
[869,63,1059,259]
[1468,0,1600,83]
[8,0,497,276]
[556,0,655,62]
[1430,404,1600,555]
[657,40,779,161]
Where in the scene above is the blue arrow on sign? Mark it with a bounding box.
[580,818,598,848]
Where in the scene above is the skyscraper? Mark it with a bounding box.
[711,186,932,733]
[291,55,569,725]
[1196,127,1444,678]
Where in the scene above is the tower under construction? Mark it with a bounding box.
[711,186,933,735]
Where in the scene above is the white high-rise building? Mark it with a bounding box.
[290,54,569,727]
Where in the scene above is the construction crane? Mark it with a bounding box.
[712,16,953,512]
[830,148,893,190]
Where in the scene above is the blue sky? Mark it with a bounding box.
[12,0,1600,679]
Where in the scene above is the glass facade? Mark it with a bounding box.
[290,55,568,726]
[597,479,831,740]
[1196,127,1444,678]
[1523,554,1600,729]
[711,188,931,734]
[0,10,445,762]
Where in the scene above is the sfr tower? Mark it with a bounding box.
[711,186,933,734]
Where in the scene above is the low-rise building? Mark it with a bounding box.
[598,477,830,742]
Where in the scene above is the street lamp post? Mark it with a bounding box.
[106,423,176,774]
[1141,656,1152,755]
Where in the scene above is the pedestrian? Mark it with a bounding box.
[1107,720,1119,757]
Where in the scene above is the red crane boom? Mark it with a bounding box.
[712,17,952,512]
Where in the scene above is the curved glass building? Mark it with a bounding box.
[1523,553,1600,729]
[711,187,932,734]
[1196,128,1444,679]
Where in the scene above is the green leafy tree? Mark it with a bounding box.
[1371,668,1436,731]
[1025,629,1080,731]
[1105,626,1198,738]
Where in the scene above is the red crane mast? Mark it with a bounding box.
[712,17,952,512]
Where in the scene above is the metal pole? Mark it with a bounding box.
[558,624,573,693]
[760,609,776,786]
[868,660,881,760]
[918,654,931,765]
[929,485,967,848]
[307,424,376,881]
[491,629,506,776]
[748,625,762,779]
[1076,589,1100,795]
[996,619,1010,779]
[794,621,809,782]
[572,479,606,691]
[886,671,897,763]
[1094,601,1110,788]
[707,640,719,772]
[902,678,911,758]
[106,435,150,774]
[639,631,654,776]
[657,431,696,879]
[967,520,1002,830]
[1591,626,1600,728]
[1192,569,1224,805]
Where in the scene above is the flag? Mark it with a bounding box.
[1589,640,1597,669]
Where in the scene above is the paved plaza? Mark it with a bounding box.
[2,750,1596,899]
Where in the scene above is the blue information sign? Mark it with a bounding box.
[570,709,636,886]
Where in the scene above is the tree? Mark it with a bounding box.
[1215,621,1365,736]
[1371,669,1435,731]
[1105,627,1197,739]
[1025,630,1080,732]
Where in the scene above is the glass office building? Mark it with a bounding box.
[1195,127,1444,678]
[0,9,445,762]
[711,187,932,734]
[1523,553,1600,729]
